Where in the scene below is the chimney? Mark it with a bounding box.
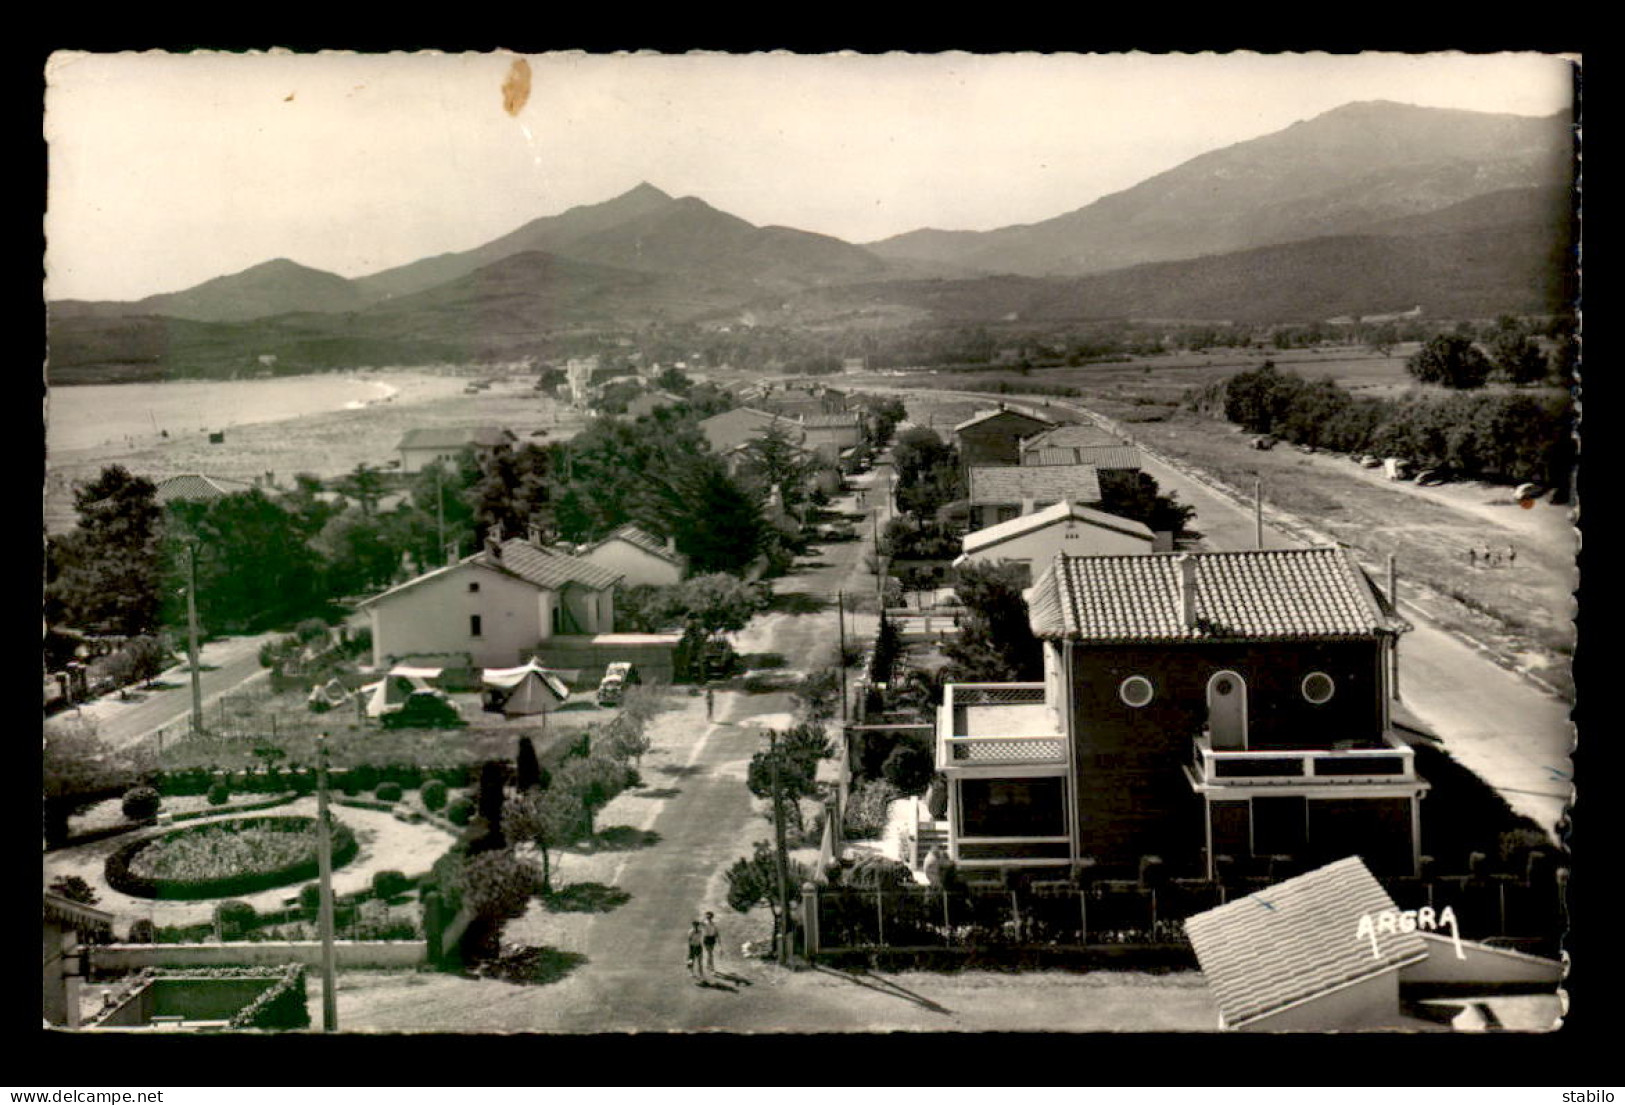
[484,534,501,560]
[1177,553,1197,629]
[665,536,677,555]
[528,524,542,546]
[1019,497,1036,517]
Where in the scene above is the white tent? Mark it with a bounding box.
[306,677,351,711]
[362,667,442,718]
[481,661,570,717]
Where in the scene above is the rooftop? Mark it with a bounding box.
[968,464,1103,506]
[152,473,256,503]
[1020,423,1127,452]
[488,538,623,591]
[582,524,683,566]
[953,407,1057,435]
[962,500,1153,555]
[1183,857,1427,1029]
[397,426,516,451]
[1023,444,1143,470]
[697,407,805,453]
[1027,547,1411,643]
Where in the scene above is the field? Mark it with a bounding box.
[867,349,1578,697]
[44,371,588,534]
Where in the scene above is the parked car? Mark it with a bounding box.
[597,661,641,706]
[1414,469,1447,487]
[1358,455,1382,469]
[1249,435,1276,450]
[1514,482,1543,502]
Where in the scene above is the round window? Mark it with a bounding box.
[1213,677,1235,697]
[1119,675,1154,708]
[1302,672,1335,705]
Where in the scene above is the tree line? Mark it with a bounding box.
[1212,361,1574,493]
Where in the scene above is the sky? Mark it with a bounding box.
[43,50,1577,302]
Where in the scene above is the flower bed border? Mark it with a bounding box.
[104,815,359,901]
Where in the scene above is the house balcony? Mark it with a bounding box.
[1187,729,1419,790]
[937,682,1065,770]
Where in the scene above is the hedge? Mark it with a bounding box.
[104,816,359,901]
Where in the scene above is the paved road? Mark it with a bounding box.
[48,633,277,751]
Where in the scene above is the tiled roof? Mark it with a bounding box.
[697,408,804,453]
[968,464,1102,506]
[1024,445,1143,470]
[488,538,623,591]
[398,426,515,451]
[1026,547,1411,642]
[1183,857,1427,1029]
[43,891,115,936]
[953,408,1056,434]
[802,412,863,428]
[583,524,683,565]
[1021,424,1126,451]
[153,473,255,502]
[962,500,1153,555]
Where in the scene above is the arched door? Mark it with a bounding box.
[1207,670,1249,750]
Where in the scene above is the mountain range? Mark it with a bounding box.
[48,100,1576,378]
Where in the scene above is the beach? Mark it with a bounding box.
[44,370,582,534]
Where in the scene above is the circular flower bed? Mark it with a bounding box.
[105,815,358,900]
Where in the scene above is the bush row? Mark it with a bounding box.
[156,762,475,798]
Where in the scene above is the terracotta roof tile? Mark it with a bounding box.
[1027,547,1410,641]
[1023,445,1143,470]
[968,464,1103,506]
[962,500,1153,554]
[1021,424,1127,451]
[584,524,682,565]
[490,539,622,591]
[1183,857,1427,1028]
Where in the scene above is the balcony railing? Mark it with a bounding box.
[1189,730,1418,787]
[938,682,1064,768]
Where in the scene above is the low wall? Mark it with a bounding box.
[94,940,426,971]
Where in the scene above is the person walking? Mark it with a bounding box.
[1508,545,1518,569]
[1468,547,1477,569]
[705,685,715,722]
[687,920,706,980]
[701,911,720,974]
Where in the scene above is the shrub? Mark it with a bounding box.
[421,779,449,811]
[843,778,900,840]
[925,772,949,820]
[375,781,404,803]
[206,781,231,806]
[371,869,410,900]
[446,797,475,826]
[120,785,162,821]
[214,899,257,934]
[299,883,322,916]
[882,743,935,796]
[349,764,381,793]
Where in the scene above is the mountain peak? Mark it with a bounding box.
[619,182,672,202]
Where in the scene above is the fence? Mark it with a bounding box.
[801,873,1566,960]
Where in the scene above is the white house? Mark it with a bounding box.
[578,524,686,588]
[954,500,1154,583]
[355,536,622,669]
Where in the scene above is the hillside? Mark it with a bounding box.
[867,102,1573,277]
[55,258,367,323]
[767,214,1573,326]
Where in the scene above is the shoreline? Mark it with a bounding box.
[44,373,580,534]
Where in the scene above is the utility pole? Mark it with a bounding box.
[436,466,447,566]
[315,732,339,1032]
[836,591,848,722]
[1388,554,1401,701]
[1254,477,1264,551]
[767,728,791,966]
[185,542,204,735]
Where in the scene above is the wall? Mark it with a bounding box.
[957,413,1052,471]
[580,540,682,589]
[961,515,1153,572]
[370,564,544,668]
[93,941,426,971]
[1069,639,1386,867]
[1239,971,1404,1031]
